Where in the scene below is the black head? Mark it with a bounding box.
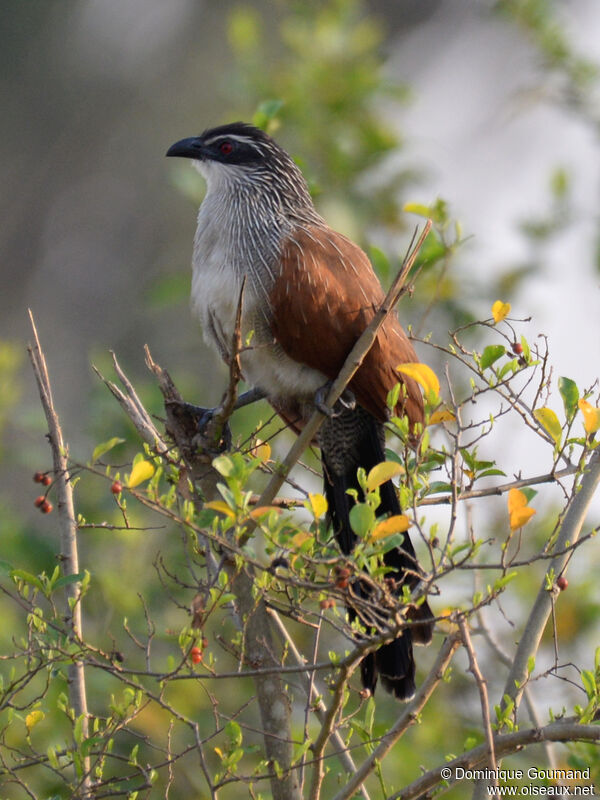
[166,122,284,167]
[167,122,315,211]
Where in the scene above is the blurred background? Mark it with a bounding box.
[1,0,599,797]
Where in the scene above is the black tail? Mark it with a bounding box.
[319,407,433,700]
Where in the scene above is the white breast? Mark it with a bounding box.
[190,171,328,403]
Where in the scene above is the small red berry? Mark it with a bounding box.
[40,500,53,514]
[513,342,523,355]
[34,496,45,508]
[41,475,52,486]
[334,567,350,590]
[201,636,208,649]
[111,480,123,495]
[190,646,203,664]
[556,576,568,591]
[33,471,44,483]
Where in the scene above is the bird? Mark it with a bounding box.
[166,121,433,699]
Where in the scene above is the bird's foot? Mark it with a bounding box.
[175,402,218,432]
[314,382,356,417]
[166,401,232,452]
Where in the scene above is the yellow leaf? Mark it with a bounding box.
[578,399,600,435]
[492,300,511,324]
[507,488,536,530]
[25,710,45,732]
[370,514,411,541]
[428,408,456,425]
[127,460,155,488]
[214,747,223,759]
[402,202,431,218]
[204,500,235,518]
[366,461,404,492]
[397,362,440,399]
[438,608,458,633]
[307,493,328,518]
[251,440,271,462]
[533,407,562,446]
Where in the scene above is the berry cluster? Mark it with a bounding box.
[32,471,53,514]
[189,636,209,665]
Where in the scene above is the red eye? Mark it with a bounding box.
[219,141,233,155]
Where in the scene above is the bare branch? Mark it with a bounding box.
[502,448,600,713]
[27,310,92,797]
[458,618,497,783]
[390,719,600,800]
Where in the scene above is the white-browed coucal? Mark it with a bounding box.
[167,122,433,699]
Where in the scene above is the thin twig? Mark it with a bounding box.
[458,617,497,786]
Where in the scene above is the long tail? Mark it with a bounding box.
[319,407,433,700]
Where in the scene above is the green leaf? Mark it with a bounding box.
[54,573,87,590]
[581,670,597,701]
[558,377,579,422]
[477,468,507,479]
[349,503,376,538]
[368,245,390,281]
[253,99,284,129]
[480,344,506,370]
[497,358,519,380]
[11,569,44,593]
[225,720,243,749]
[91,437,125,464]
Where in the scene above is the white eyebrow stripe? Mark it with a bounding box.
[203,133,263,149]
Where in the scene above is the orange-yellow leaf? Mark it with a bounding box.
[127,460,155,488]
[370,514,411,541]
[307,493,328,518]
[366,461,404,492]
[492,300,511,324]
[248,505,281,519]
[533,407,562,446]
[578,399,600,435]
[397,362,440,399]
[509,506,536,530]
[251,440,271,462]
[507,488,528,513]
[428,408,456,425]
[507,488,536,530]
[204,500,235,518]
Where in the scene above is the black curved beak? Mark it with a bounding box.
[166,137,206,159]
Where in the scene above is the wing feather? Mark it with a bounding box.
[270,225,424,427]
